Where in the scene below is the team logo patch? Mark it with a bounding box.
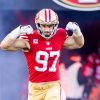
[52,0,100,11]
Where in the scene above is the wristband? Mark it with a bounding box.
[73,27,82,36]
[8,25,21,40]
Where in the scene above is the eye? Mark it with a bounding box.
[40,24,47,28]
[48,25,54,28]
[40,24,54,28]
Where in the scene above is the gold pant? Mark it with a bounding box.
[89,86,100,100]
[27,80,61,100]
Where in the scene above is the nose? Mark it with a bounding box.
[45,26,50,30]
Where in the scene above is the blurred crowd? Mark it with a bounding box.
[59,42,100,100]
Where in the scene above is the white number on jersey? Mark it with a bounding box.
[35,50,60,72]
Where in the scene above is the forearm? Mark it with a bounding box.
[0,35,17,50]
[72,33,84,48]
[0,25,21,50]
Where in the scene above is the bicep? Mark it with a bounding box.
[63,36,78,49]
[63,35,84,49]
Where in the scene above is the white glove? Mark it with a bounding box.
[8,25,33,40]
[66,22,82,36]
[20,25,33,34]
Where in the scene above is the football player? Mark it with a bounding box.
[0,8,84,100]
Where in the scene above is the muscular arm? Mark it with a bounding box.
[63,33,84,49]
[63,22,85,49]
[0,25,33,51]
[0,35,30,51]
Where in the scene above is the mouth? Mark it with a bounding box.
[44,31,51,35]
[45,32,50,35]
[44,32,51,37]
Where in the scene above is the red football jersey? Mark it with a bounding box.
[84,53,100,84]
[23,28,67,82]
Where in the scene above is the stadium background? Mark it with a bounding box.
[0,0,100,100]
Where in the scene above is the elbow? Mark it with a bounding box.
[78,44,84,49]
[0,43,9,50]
[78,39,85,48]
[78,42,84,48]
[76,35,85,48]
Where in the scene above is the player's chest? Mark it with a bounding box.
[30,38,62,51]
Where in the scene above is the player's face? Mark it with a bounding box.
[40,24,54,37]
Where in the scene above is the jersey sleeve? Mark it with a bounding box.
[61,29,68,48]
[61,28,68,41]
[57,28,68,45]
